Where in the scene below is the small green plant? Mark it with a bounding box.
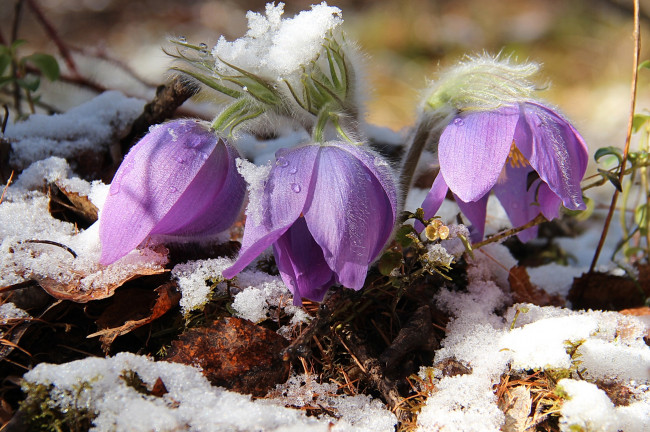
[0,39,60,116]
[19,380,97,432]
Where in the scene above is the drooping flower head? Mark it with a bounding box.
[420,56,589,242]
[99,119,246,264]
[222,141,398,304]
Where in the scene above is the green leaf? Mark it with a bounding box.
[23,53,60,81]
[395,224,417,247]
[563,196,594,221]
[638,59,650,71]
[10,39,27,52]
[0,53,11,77]
[170,67,242,99]
[624,246,645,258]
[632,114,650,133]
[17,76,40,92]
[594,146,623,164]
[378,251,402,276]
[597,169,622,192]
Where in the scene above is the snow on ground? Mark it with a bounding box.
[22,352,396,432]
[2,89,650,430]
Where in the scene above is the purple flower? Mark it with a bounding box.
[222,141,398,305]
[99,119,246,264]
[421,102,588,242]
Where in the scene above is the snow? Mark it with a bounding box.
[212,2,343,80]
[558,379,650,432]
[22,353,396,432]
[236,157,272,225]
[416,243,650,432]
[5,91,145,169]
[2,4,650,431]
[171,257,233,314]
[0,302,30,323]
[0,155,167,291]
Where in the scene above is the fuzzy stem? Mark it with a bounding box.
[589,0,641,272]
[399,116,435,207]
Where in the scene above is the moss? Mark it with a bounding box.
[19,380,97,432]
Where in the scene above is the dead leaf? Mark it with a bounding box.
[164,317,290,396]
[508,266,565,307]
[89,282,180,351]
[36,267,167,303]
[499,385,533,432]
[49,181,99,227]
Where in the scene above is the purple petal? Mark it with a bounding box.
[514,102,588,211]
[421,173,449,220]
[100,120,226,265]
[303,143,396,290]
[439,106,519,202]
[273,217,336,305]
[152,139,245,236]
[538,182,562,220]
[222,145,320,279]
[455,193,489,242]
[492,165,544,242]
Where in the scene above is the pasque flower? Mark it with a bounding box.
[99,119,246,264]
[420,57,588,242]
[222,141,398,304]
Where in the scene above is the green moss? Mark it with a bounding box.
[19,380,97,432]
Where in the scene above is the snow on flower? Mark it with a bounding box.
[212,2,343,80]
[99,119,246,264]
[421,56,589,242]
[222,141,398,304]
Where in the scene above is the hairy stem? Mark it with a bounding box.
[399,116,434,206]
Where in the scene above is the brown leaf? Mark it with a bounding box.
[569,271,650,311]
[508,266,565,307]
[164,317,290,396]
[89,282,180,351]
[49,182,99,228]
[499,385,533,432]
[36,267,167,303]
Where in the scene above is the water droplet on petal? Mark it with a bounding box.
[178,36,187,43]
[453,118,464,126]
[200,152,210,160]
[199,42,208,49]
[169,186,178,193]
[276,157,289,167]
[291,183,301,193]
[109,181,121,196]
[289,166,297,174]
[199,49,209,56]
[176,156,186,164]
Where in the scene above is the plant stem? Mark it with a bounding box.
[589,0,641,272]
[471,213,547,249]
[399,116,434,206]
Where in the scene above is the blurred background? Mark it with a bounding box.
[2,0,650,161]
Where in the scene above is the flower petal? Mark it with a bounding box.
[421,172,449,220]
[100,120,222,264]
[493,165,545,242]
[514,102,588,210]
[222,144,320,279]
[273,217,336,305]
[303,143,395,290]
[152,139,245,236]
[439,106,519,202]
[455,192,489,242]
